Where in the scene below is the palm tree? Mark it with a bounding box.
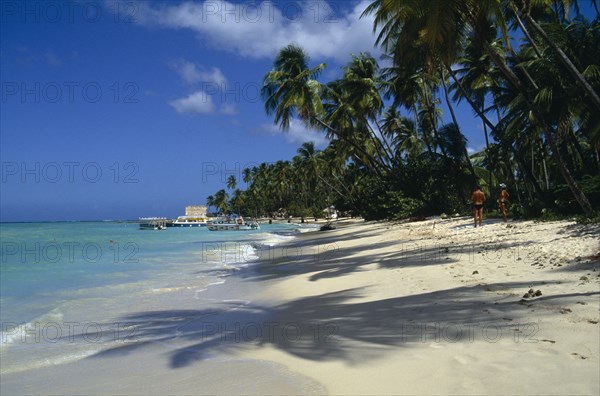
[510,0,600,111]
[262,44,326,131]
[294,142,320,209]
[230,189,245,216]
[206,195,215,215]
[381,107,423,161]
[363,0,594,215]
[262,45,388,179]
[213,189,230,215]
[335,53,396,167]
[226,175,237,190]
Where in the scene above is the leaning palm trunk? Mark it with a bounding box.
[482,104,494,193]
[422,81,448,159]
[373,119,401,168]
[363,117,396,169]
[413,103,435,159]
[446,66,497,131]
[440,70,477,182]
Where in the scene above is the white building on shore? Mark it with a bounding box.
[185,205,208,217]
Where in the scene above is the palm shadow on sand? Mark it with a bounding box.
[85,282,597,369]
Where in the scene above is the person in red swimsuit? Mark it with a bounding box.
[471,185,486,227]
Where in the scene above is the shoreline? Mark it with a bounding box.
[2,217,599,394]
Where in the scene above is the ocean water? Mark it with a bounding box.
[0,221,316,376]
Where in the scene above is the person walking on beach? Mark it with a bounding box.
[471,185,486,227]
[498,183,510,223]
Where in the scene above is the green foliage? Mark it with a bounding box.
[208,9,600,221]
[575,211,600,224]
[553,174,600,214]
[351,178,425,221]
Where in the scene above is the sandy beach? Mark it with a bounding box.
[2,217,599,395]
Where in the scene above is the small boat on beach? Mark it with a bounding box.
[207,216,260,231]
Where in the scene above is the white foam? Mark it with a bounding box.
[1,308,64,351]
[193,279,227,299]
[0,347,102,375]
[149,286,186,293]
[242,244,259,261]
[295,224,321,233]
[254,233,296,247]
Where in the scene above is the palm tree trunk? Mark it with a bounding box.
[413,102,434,159]
[516,159,535,202]
[567,128,591,171]
[503,146,523,205]
[511,5,543,58]
[374,119,400,168]
[440,70,476,181]
[418,83,441,159]
[446,65,499,189]
[364,118,396,168]
[515,151,545,200]
[481,103,494,189]
[446,66,497,131]
[522,13,600,112]
[508,8,558,95]
[425,81,448,158]
[531,142,535,182]
[539,140,550,190]
[317,175,345,198]
[544,125,594,214]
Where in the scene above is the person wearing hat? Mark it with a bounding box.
[498,183,509,223]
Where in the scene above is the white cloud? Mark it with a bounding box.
[170,90,215,114]
[263,119,329,148]
[170,60,228,86]
[220,103,237,115]
[132,0,380,62]
[168,61,232,115]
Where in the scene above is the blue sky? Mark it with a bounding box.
[2,0,592,222]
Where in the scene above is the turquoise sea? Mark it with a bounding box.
[0,221,314,375]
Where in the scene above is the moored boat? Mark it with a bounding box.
[207,216,259,231]
[167,216,208,227]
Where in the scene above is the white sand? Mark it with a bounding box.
[242,217,600,395]
[2,217,599,395]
